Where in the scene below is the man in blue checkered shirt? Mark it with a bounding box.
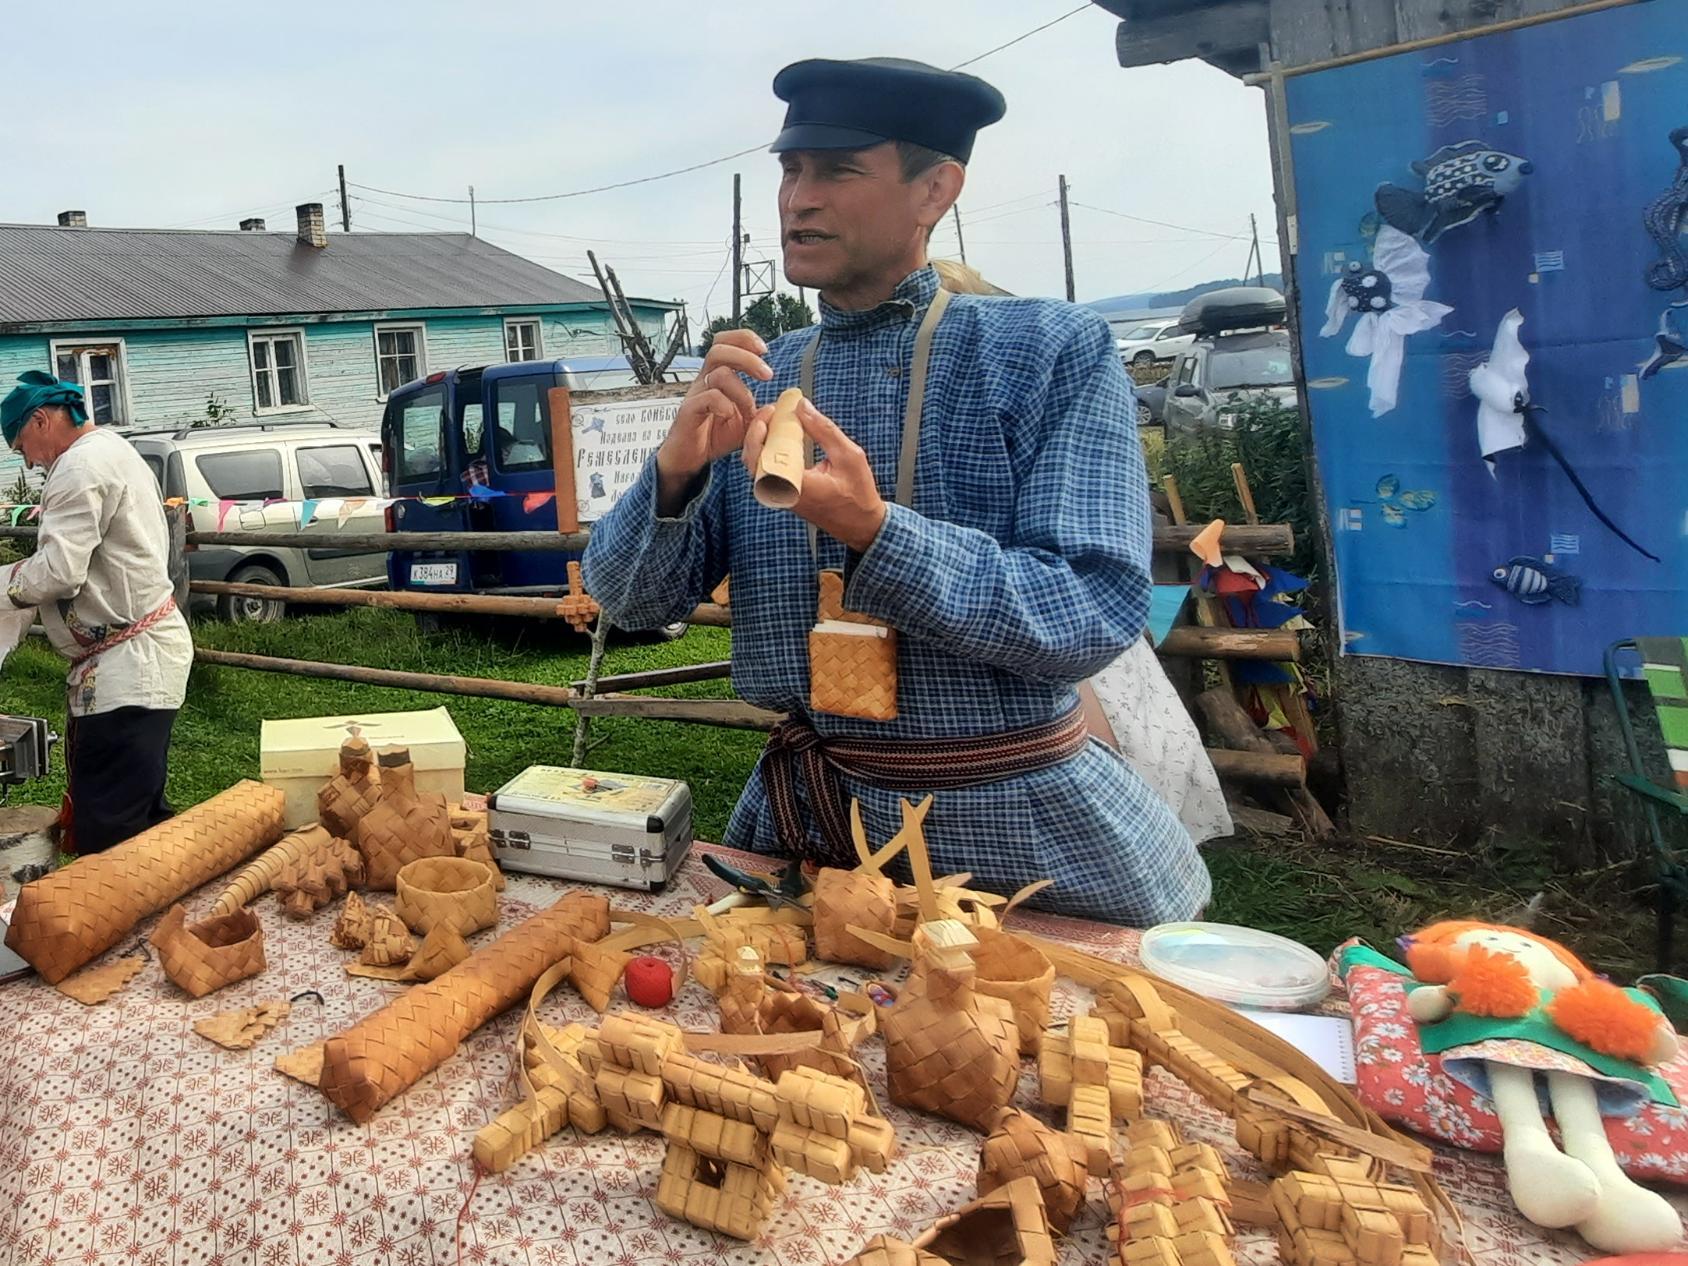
[584,57,1209,924]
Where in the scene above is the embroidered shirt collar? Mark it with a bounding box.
[817,266,941,335]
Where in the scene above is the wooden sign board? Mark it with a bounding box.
[548,384,686,533]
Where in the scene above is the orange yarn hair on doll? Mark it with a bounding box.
[1404,920,1670,1065]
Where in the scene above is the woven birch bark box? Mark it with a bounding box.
[260,708,466,827]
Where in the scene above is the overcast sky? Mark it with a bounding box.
[10,1,1277,316]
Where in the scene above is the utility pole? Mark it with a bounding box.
[1057,174,1075,303]
[731,174,743,324]
[1249,213,1265,285]
[468,186,477,237]
[952,204,967,265]
[337,164,350,232]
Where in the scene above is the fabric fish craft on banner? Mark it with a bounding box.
[1375,141,1533,243]
[1321,226,1453,416]
[1470,309,1659,562]
[1491,555,1580,606]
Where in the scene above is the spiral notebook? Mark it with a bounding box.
[1233,1007,1357,1084]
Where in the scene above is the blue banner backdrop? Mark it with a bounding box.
[1287,1,1688,675]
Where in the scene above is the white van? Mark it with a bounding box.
[130,421,387,622]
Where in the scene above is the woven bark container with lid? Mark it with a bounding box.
[5,780,285,984]
[394,856,497,937]
[317,735,383,838]
[812,868,897,969]
[151,904,267,998]
[353,748,454,890]
[880,920,1019,1131]
[316,889,610,1122]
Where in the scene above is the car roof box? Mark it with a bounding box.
[1178,286,1286,336]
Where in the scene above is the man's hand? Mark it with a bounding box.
[742,398,887,553]
[654,330,772,515]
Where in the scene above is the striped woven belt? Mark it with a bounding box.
[760,705,1090,868]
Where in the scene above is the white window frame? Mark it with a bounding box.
[503,317,543,363]
[246,327,312,414]
[47,336,134,426]
[372,322,429,401]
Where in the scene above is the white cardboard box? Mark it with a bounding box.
[260,707,467,828]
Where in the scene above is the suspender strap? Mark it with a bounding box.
[798,285,952,519]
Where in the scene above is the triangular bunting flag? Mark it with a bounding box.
[8,505,27,526]
[337,498,366,527]
[217,500,239,531]
[522,492,555,514]
[467,484,502,500]
[297,499,321,528]
[26,505,42,522]
[420,496,457,509]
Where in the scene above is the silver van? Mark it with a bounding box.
[130,421,386,622]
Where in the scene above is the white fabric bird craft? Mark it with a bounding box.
[1322,225,1453,416]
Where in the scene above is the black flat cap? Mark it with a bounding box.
[770,57,1006,164]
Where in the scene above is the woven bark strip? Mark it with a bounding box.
[406,922,471,980]
[193,999,291,1049]
[55,955,146,1005]
[150,904,267,998]
[316,889,610,1122]
[273,831,365,918]
[352,750,454,890]
[394,857,498,937]
[978,1107,1092,1233]
[812,868,897,969]
[317,735,382,838]
[5,780,285,984]
[210,826,325,916]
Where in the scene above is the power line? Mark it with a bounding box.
[951,3,1091,69]
[1070,200,1276,244]
[347,5,1094,208]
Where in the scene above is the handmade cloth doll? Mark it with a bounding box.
[1378,921,1682,1254]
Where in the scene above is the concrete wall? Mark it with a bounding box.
[0,304,669,489]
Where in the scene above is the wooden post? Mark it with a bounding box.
[1162,474,1232,691]
[548,386,579,535]
[163,503,189,609]
[1058,174,1075,303]
[1197,688,1334,837]
[571,611,611,766]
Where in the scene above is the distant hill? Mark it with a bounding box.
[1089,273,1283,317]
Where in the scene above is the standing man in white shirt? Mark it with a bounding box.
[2,371,193,853]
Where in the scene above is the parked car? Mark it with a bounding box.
[1134,382,1167,426]
[1159,287,1297,441]
[381,354,701,614]
[132,421,387,622]
[1111,317,1195,370]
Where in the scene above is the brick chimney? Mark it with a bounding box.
[239,217,267,232]
[56,210,87,228]
[295,202,327,249]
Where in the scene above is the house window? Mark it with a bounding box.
[374,323,427,398]
[248,329,309,412]
[50,339,130,425]
[504,318,542,362]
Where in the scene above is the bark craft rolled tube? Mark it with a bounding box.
[752,387,806,509]
[317,889,611,1122]
[6,780,286,984]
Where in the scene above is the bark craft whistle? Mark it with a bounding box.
[753,388,806,509]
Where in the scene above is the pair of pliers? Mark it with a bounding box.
[702,854,806,911]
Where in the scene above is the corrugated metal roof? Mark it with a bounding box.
[0,224,623,324]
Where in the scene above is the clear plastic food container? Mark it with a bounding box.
[1139,920,1330,1011]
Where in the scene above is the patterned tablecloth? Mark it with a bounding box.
[0,843,1679,1266]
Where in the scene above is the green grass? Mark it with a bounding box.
[7,607,1655,976]
[4,607,766,842]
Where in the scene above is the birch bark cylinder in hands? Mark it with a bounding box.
[753,388,806,509]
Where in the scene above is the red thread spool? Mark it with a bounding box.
[624,956,674,1008]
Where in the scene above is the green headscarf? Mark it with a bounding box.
[1,371,88,446]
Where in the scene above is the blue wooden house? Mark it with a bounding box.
[0,203,676,485]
